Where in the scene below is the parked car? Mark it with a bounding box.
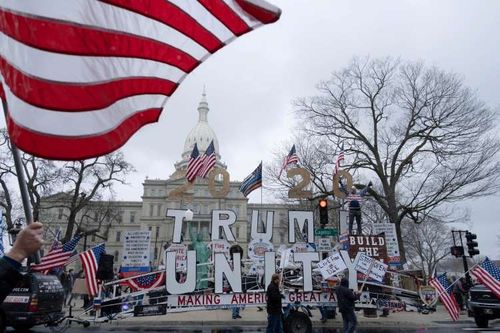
[0,273,65,331]
[468,284,500,328]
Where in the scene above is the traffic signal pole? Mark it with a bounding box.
[451,230,479,287]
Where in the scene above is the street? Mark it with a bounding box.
[8,320,500,333]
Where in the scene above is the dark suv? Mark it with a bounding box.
[468,284,500,328]
[0,273,65,331]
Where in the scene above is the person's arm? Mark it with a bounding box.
[0,222,44,304]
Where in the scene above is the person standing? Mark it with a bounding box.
[453,277,467,311]
[342,182,372,235]
[266,273,283,333]
[335,278,360,333]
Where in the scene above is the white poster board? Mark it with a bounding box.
[372,223,400,264]
[354,253,388,283]
[317,251,347,279]
[317,238,332,252]
[209,240,230,262]
[166,243,187,271]
[122,231,151,271]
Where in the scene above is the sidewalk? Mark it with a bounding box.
[105,306,470,328]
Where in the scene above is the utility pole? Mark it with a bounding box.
[451,230,480,287]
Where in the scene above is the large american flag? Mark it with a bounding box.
[470,257,500,298]
[31,234,81,272]
[199,140,216,178]
[0,0,281,161]
[279,144,299,177]
[429,273,460,321]
[125,271,166,291]
[80,244,105,297]
[186,143,204,182]
[239,162,262,196]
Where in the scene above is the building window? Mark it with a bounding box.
[156,225,160,238]
[130,212,136,223]
[154,247,158,260]
[58,208,63,220]
[117,211,123,224]
[115,231,121,242]
[91,234,96,242]
[156,204,161,217]
[114,250,119,262]
[235,227,240,239]
[149,204,154,217]
[148,226,152,232]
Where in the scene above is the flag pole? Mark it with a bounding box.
[260,161,263,205]
[1,98,40,264]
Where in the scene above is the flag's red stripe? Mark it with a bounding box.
[0,9,198,73]
[100,0,224,53]
[198,0,250,36]
[235,0,281,24]
[6,108,161,161]
[0,57,175,112]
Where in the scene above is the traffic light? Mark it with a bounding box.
[450,246,464,257]
[466,231,480,257]
[319,199,328,225]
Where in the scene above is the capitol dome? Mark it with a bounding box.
[174,91,226,173]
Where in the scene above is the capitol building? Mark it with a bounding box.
[40,92,321,268]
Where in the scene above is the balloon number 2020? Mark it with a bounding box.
[168,167,353,200]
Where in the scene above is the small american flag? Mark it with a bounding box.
[125,271,166,291]
[429,273,460,321]
[334,144,345,175]
[470,257,500,298]
[80,244,105,297]
[199,140,216,178]
[239,162,262,197]
[31,234,81,272]
[279,145,299,177]
[186,143,204,182]
[0,0,281,160]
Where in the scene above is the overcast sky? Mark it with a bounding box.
[2,0,499,258]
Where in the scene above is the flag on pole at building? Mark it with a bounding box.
[239,162,262,197]
[279,145,299,177]
[429,273,460,321]
[186,143,204,182]
[31,234,81,273]
[334,144,345,175]
[125,271,166,291]
[470,257,500,298]
[80,244,105,297]
[0,0,281,161]
[199,140,216,178]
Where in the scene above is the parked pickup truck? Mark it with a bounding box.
[468,284,500,328]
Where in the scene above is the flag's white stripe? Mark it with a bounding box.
[224,0,261,27]
[169,0,235,42]
[36,254,70,266]
[0,0,208,60]
[4,87,165,137]
[0,33,185,84]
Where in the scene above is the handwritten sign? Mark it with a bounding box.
[166,243,187,271]
[317,251,347,279]
[354,253,388,282]
[122,231,151,271]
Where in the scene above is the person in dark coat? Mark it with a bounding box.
[335,278,360,333]
[266,273,283,333]
[0,222,44,304]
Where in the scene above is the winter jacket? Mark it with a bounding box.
[266,280,283,315]
[335,279,358,313]
[0,256,23,304]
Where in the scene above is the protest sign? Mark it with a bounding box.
[122,231,151,272]
[354,253,388,283]
[317,251,347,279]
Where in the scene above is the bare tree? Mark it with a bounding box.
[59,152,134,242]
[295,57,500,263]
[0,129,15,229]
[402,216,453,278]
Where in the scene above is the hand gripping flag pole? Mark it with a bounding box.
[1,96,40,264]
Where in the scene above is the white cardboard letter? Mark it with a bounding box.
[211,210,236,241]
[166,250,196,294]
[215,253,242,293]
[166,209,186,244]
[288,211,314,243]
[250,210,274,241]
[294,252,320,292]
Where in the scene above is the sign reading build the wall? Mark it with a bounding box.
[348,235,387,261]
[122,231,151,272]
